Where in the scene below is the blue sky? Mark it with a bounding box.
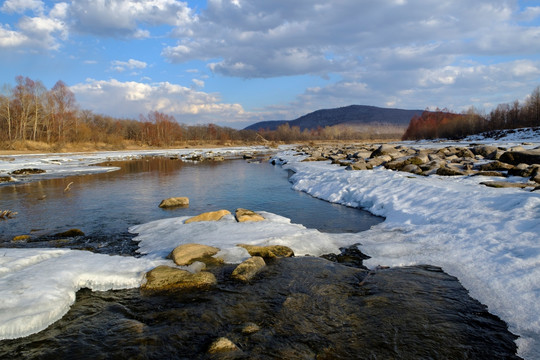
[1,0,540,128]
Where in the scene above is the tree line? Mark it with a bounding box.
[402,86,540,140]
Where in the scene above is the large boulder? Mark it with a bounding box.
[370,144,397,158]
[499,150,540,165]
[237,244,294,258]
[159,197,189,208]
[168,243,221,266]
[235,208,265,222]
[472,145,499,159]
[141,265,217,292]
[436,166,466,176]
[185,209,231,224]
[231,256,266,282]
[478,161,514,171]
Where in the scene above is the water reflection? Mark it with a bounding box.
[0,158,382,251]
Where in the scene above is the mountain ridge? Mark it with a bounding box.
[245,105,423,131]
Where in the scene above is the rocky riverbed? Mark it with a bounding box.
[290,142,540,190]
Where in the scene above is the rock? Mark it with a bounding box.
[473,171,507,177]
[370,144,397,158]
[237,244,294,258]
[436,166,465,176]
[12,235,31,242]
[141,265,217,292]
[241,322,261,334]
[401,164,422,174]
[478,161,514,171]
[456,148,475,159]
[211,156,225,162]
[231,256,266,282]
[345,162,369,171]
[480,181,531,189]
[0,176,14,183]
[472,145,499,159]
[55,228,85,237]
[499,149,540,165]
[235,208,265,222]
[159,197,189,208]
[207,337,240,354]
[10,168,46,175]
[185,209,231,223]
[508,163,532,177]
[169,243,221,266]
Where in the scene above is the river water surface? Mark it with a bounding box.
[0,156,520,359]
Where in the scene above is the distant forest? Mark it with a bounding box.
[402,86,540,140]
[0,76,400,150]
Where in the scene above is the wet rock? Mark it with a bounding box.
[320,245,371,269]
[235,208,265,222]
[207,337,241,354]
[12,235,31,242]
[55,228,85,237]
[158,197,189,208]
[241,322,261,335]
[10,168,46,175]
[231,256,266,282]
[0,210,17,219]
[211,156,225,162]
[185,209,231,224]
[169,243,221,266]
[238,244,294,258]
[142,265,217,292]
[499,149,540,165]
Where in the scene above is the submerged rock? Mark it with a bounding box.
[10,168,46,175]
[55,229,85,237]
[142,265,217,292]
[169,243,221,266]
[185,209,231,224]
[207,337,241,354]
[158,197,189,208]
[231,256,266,282]
[235,208,265,222]
[12,235,31,242]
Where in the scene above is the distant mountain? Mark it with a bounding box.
[245,105,423,131]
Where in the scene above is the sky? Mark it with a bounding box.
[0,0,540,129]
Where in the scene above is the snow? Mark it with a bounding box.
[1,140,540,359]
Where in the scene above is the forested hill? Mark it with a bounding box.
[245,105,424,131]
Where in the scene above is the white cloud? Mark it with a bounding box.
[111,59,148,72]
[71,78,250,125]
[1,0,44,14]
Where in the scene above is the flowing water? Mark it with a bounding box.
[0,157,520,359]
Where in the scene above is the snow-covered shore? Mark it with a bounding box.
[1,138,540,359]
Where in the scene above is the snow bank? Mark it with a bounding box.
[277,151,540,359]
[0,249,166,340]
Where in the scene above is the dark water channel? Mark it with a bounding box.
[0,157,520,359]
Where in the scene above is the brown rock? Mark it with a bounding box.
[235,208,265,222]
[159,197,189,208]
[185,209,231,223]
[237,244,294,258]
[480,181,531,189]
[12,235,31,242]
[499,150,540,165]
[55,228,85,237]
[478,161,514,171]
[436,166,465,176]
[169,243,221,266]
[231,256,266,282]
[141,265,217,292]
[207,337,240,354]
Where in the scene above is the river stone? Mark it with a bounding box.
[241,322,261,334]
[10,168,46,175]
[142,265,217,292]
[436,166,465,176]
[235,208,265,222]
[499,149,540,165]
[231,256,266,282]
[185,209,231,223]
[472,145,499,159]
[370,144,397,158]
[55,228,85,237]
[401,164,422,174]
[345,161,369,171]
[159,197,189,208]
[207,337,240,354]
[237,244,294,258]
[12,235,31,242]
[0,176,14,183]
[478,161,514,171]
[480,181,531,189]
[169,243,221,266]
